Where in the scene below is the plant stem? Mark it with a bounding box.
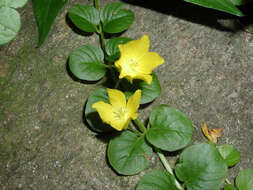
[98,23,105,50]
[94,0,99,9]
[156,148,184,190]
[128,124,142,136]
[94,0,105,50]
[133,118,147,134]
[225,178,231,184]
[114,79,121,89]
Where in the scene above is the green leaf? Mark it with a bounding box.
[69,45,106,81]
[68,5,100,33]
[230,0,246,6]
[105,37,132,62]
[136,169,179,190]
[85,88,114,133]
[32,0,67,47]
[124,72,161,104]
[0,7,20,45]
[0,0,28,8]
[146,105,193,151]
[217,144,240,167]
[100,2,134,34]
[224,184,237,190]
[108,130,153,175]
[236,168,253,190]
[184,0,244,16]
[175,143,227,190]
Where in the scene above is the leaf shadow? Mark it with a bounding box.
[123,0,253,32]
[82,99,115,133]
[65,14,94,37]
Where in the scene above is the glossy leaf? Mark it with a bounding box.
[85,88,113,133]
[231,0,246,6]
[69,45,106,81]
[184,0,244,16]
[146,105,193,151]
[236,168,253,190]
[100,2,134,33]
[124,72,161,104]
[68,5,100,33]
[105,37,132,62]
[0,7,20,45]
[0,0,28,8]
[175,143,227,190]
[224,184,237,190]
[136,169,179,190]
[217,144,240,167]
[32,0,67,47]
[108,130,153,175]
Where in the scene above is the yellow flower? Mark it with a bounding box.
[115,35,164,85]
[92,89,141,131]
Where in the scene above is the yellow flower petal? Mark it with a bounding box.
[118,35,149,59]
[127,89,141,119]
[110,117,131,131]
[92,101,115,125]
[134,74,153,85]
[138,52,164,73]
[107,88,126,108]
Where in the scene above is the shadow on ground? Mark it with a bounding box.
[124,0,253,32]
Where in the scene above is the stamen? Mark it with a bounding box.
[114,107,127,121]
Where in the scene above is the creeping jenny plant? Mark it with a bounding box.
[67,0,253,189]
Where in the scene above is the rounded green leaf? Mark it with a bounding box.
[175,143,227,190]
[105,37,132,62]
[124,72,161,104]
[146,105,193,151]
[85,88,113,133]
[100,2,134,34]
[217,144,240,167]
[69,45,106,81]
[0,0,28,8]
[136,169,179,190]
[224,184,237,190]
[236,168,253,190]
[68,5,100,33]
[0,7,20,45]
[108,130,153,175]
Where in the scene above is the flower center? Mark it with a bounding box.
[114,107,128,121]
[124,58,139,73]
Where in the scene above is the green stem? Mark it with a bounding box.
[98,23,105,50]
[94,0,99,9]
[225,178,231,185]
[109,67,119,87]
[114,79,121,89]
[94,0,105,50]
[133,118,147,134]
[128,124,142,136]
[156,148,184,190]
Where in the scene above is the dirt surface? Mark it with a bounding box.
[0,0,253,189]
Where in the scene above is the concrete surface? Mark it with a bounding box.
[0,0,252,189]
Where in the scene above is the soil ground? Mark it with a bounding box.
[0,0,253,189]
